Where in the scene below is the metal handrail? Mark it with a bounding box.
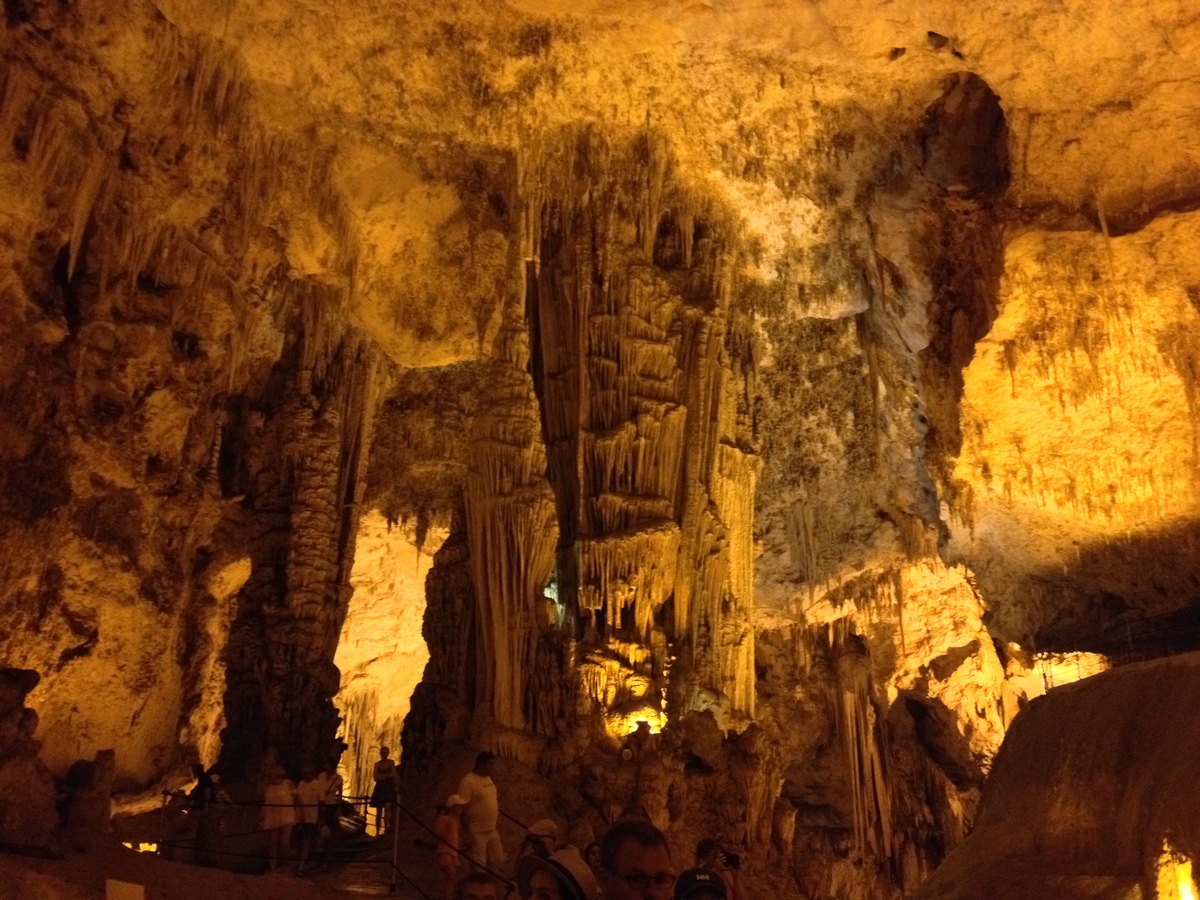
[155,792,430,897]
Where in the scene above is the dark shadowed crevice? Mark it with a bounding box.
[918,73,1010,505]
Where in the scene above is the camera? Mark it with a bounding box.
[724,851,741,870]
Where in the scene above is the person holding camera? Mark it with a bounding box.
[693,839,749,900]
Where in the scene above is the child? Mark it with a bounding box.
[434,794,466,900]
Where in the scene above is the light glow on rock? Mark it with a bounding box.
[1033,651,1110,690]
[334,512,445,799]
[606,708,667,738]
[1157,841,1197,900]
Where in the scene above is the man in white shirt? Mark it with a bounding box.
[456,751,503,871]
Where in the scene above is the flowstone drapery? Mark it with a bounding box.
[464,320,560,733]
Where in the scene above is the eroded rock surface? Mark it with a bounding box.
[915,653,1200,899]
[0,669,57,853]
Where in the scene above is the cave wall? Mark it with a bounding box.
[0,0,506,783]
[915,652,1200,899]
[0,1,1198,897]
[948,212,1200,648]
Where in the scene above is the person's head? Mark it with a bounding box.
[458,871,500,900]
[599,820,675,900]
[474,750,495,776]
[519,848,599,900]
[379,746,391,759]
[672,868,727,900]
[584,841,602,869]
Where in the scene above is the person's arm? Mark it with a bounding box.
[726,866,750,900]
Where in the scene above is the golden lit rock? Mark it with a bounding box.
[1158,842,1198,900]
[333,511,445,798]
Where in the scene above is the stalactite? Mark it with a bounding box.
[712,443,758,712]
[160,33,250,139]
[784,494,820,590]
[525,126,758,728]
[0,33,280,352]
[67,153,107,280]
[334,686,382,801]
[577,526,680,635]
[835,648,893,868]
[297,282,350,391]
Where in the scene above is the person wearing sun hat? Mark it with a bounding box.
[672,867,728,900]
[518,817,560,860]
[518,846,601,900]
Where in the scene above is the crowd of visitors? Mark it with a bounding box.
[172,743,748,900]
[438,791,747,900]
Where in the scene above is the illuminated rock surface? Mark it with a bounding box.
[0,0,1197,896]
[914,653,1200,899]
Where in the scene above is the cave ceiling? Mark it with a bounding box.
[138,0,1200,640]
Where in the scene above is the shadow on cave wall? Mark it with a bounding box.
[917,72,1009,508]
[1020,517,1200,658]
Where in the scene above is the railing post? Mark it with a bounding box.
[156,791,169,856]
[390,800,400,892]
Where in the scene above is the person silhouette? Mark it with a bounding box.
[370,746,399,834]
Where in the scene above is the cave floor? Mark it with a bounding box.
[0,828,446,900]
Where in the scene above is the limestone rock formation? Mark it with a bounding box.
[915,653,1200,899]
[0,669,57,854]
[58,748,117,850]
[0,1,1197,897]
